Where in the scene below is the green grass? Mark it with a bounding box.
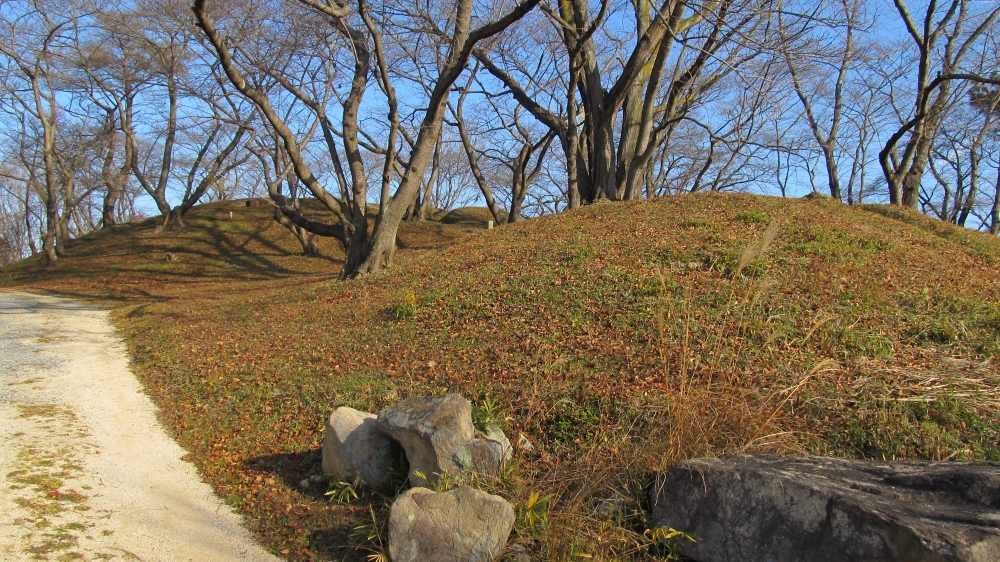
[3,193,999,561]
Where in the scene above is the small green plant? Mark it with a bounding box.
[571,245,596,263]
[520,491,554,532]
[471,395,500,432]
[350,506,389,562]
[544,399,602,443]
[680,218,708,228]
[736,211,770,225]
[325,479,359,503]
[639,276,666,297]
[644,526,699,561]
[412,469,456,492]
[394,292,418,320]
[380,459,409,493]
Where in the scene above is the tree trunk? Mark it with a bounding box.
[901,134,933,209]
[957,147,979,227]
[102,185,123,228]
[41,200,57,264]
[273,206,319,256]
[453,85,508,224]
[412,140,439,221]
[164,208,184,229]
[100,109,131,228]
[24,185,37,255]
[823,147,842,200]
[991,163,1000,235]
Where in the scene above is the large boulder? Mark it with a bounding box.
[376,394,475,486]
[651,455,1000,562]
[321,407,402,486]
[389,486,515,562]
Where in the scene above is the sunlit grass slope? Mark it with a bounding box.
[3,193,999,560]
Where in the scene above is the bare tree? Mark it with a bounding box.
[451,67,553,224]
[108,0,255,228]
[0,0,90,262]
[72,8,147,228]
[924,95,997,227]
[193,0,540,278]
[0,168,34,265]
[879,0,1000,208]
[777,0,869,200]
[968,82,1000,233]
[472,0,777,206]
[249,123,322,256]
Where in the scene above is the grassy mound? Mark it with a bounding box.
[441,206,495,226]
[0,199,484,296]
[3,193,999,561]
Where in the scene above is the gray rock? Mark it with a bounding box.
[453,438,505,475]
[389,486,515,562]
[376,394,475,486]
[453,426,513,476]
[483,425,513,461]
[321,407,401,486]
[651,455,1000,562]
[594,498,628,520]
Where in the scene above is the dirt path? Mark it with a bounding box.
[0,291,282,562]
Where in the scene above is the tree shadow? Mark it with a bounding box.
[245,449,325,496]
[244,449,370,561]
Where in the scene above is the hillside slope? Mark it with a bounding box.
[3,193,999,561]
[0,199,484,297]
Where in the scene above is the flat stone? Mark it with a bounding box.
[651,455,1000,562]
[376,394,475,486]
[321,407,402,486]
[389,486,515,562]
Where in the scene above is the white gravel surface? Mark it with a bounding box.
[0,290,282,562]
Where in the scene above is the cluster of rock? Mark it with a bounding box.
[322,393,516,562]
[651,455,1000,562]
[323,395,1000,562]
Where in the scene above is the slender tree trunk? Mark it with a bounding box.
[957,147,979,227]
[454,91,508,223]
[413,139,440,221]
[990,162,1000,235]
[34,75,61,263]
[564,60,583,209]
[41,196,57,264]
[901,134,934,209]
[100,109,132,228]
[823,147,842,200]
[23,184,37,255]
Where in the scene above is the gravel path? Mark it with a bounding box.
[0,291,282,562]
